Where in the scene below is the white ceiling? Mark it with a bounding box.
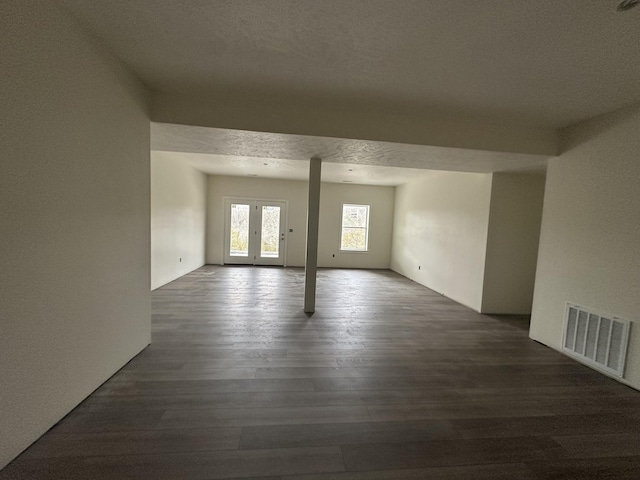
[61,0,637,184]
[62,0,640,128]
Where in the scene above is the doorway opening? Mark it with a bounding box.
[223,198,287,266]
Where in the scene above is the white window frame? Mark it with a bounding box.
[222,196,289,266]
[339,203,370,253]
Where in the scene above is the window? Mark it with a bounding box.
[340,204,370,251]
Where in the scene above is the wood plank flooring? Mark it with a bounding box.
[2,266,640,479]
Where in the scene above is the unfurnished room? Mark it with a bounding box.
[1,1,640,479]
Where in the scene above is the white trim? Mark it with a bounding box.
[222,196,289,266]
[339,203,370,252]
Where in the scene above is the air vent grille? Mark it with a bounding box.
[563,303,631,378]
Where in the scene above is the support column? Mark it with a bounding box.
[304,156,322,313]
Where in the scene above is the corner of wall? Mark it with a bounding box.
[529,103,640,389]
[1,1,151,468]
[151,153,208,289]
[481,172,546,314]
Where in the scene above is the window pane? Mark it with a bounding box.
[341,227,367,250]
[342,205,368,228]
[340,204,369,251]
[230,204,250,256]
[260,205,280,258]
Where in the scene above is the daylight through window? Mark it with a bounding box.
[340,204,370,251]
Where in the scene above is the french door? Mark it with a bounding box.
[223,198,287,266]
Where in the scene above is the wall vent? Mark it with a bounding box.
[562,303,631,378]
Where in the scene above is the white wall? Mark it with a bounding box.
[206,175,394,268]
[0,2,151,468]
[151,152,207,289]
[391,172,493,311]
[318,183,394,269]
[481,173,546,314]
[530,103,640,389]
[152,91,558,156]
[207,176,308,266]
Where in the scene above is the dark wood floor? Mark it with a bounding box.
[3,266,640,479]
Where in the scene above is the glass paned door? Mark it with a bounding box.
[229,203,251,257]
[260,205,281,259]
[224,199,286,266]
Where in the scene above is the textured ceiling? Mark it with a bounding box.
[152,151,437,186]
[152,123,548,182]
[62,0,640,128]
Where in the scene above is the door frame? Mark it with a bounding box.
[222,196,289,266]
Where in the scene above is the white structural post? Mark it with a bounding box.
[304,156,322,313]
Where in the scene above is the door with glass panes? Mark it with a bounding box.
[223,199,287,266]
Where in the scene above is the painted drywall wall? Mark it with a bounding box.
[481,173,546,314]
[152,91,558,156]
[206,175,394,268]
[151,152,207,289]
[391,172,493,311]
[0,2,150,469]
[207,175,308,266]
[318,183,394,269]
[530,103,640,389]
